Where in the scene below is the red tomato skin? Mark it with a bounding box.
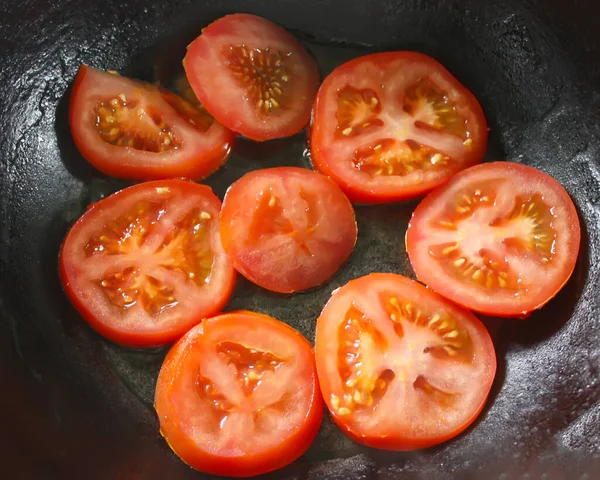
[406,162,581,317]
[310,52,488,204]
[59,180,236,347]
[184,14,320,141]
[154,311,324,477]
[315,273,497,450]
[69,65,236,181]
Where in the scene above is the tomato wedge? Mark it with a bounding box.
[155,310,324,477]
[406,162,581,317]
[69,65,234,181]
[220,167,357,293]
[315,273,496,450]
[184,13,319,141]
[310,52,488,203]
[59,180,235,347]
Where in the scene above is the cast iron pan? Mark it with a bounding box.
[1,0,599,478]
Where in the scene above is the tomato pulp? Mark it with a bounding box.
[315,273,496,450]
[59,180,236,347]
[311,52,488,203]
[406,162,581,317]
[184,13,320,141]
[69,65,234,181]
[220,167,358,293]
[155,311,324,477]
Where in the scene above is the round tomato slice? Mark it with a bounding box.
[69,65,235,181]
[184,13,319,141]
[310,52,488,204]
[315,273,496,450]
[406,162,581,317]
[59,180,236,347]
[220,167,357,293]
[155,310,324,477]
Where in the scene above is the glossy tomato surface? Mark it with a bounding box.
[220,167,357,293]
[184,13,319,141]
[69,65,234,181]
[315,273,496,450]
[310,52,488,203]
[406,162,581,317]
[59,180,236,347]
[155,310,324,477]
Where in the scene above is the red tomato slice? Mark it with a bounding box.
[69,65,235,181]
[155,310,324,477]
[184,13,319,141]
[315,273,496,450]
[59,180,236,347]
[220,167,357,293]
[310,52,488,204]
[406,162,581,317]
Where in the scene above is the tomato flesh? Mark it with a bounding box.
[69,65,235,181]
[220,167,358,293]
[315,273,496,450]
[310,52,488,203]
[59,180,236,347]
[184,13,319,141]
[406,162,581,317]
[155,311,324,477]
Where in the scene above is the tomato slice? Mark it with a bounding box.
[315,273,496,450]
[406,162,581,317]
[59,180,236,347]
[69,65,235,181]
[310,52,488,203]
[220,167,357,293]
[184,13,319,141]
[154,310,324,477]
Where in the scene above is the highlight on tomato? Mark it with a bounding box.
[315,273,496,450]
[59,179,236,347]
[155,310,324,477]
[406,162,581,317]
[310,51,488,203]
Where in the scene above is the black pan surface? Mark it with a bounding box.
[1,0,599,478]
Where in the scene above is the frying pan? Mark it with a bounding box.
[1,0,599,478]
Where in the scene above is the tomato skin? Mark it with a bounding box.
[69,65,235,181]
[59,180,236,347]
[220,167,358,293]
[154,310,324,477]
[184,14,320,141]
[310,51,488,204]
[315,273,496,450]
[406,162,581,317]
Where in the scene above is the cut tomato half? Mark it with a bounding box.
[406,161,581,317]
[310,52,488,203]
[155,310,324,477]
[59,180,236,347]
[69,65,235,181]
[315,273,496,450]
[184,13,320,141]
[220,167,358,293]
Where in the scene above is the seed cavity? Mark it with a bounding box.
[217,341,284,396]
[95,93,180,152]
[86,204,215,315]
[224,45,291,113]
[385,296,474,363]
[334,306,395,415]
[336,85,383,138]
[352,138,452,177]
[403,77,470,139]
